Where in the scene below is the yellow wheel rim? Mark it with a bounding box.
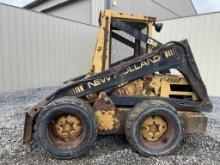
[53,114,83,141]
[140,115,167,142]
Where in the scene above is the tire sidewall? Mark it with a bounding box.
[131,107,183,156]
[35,102,96,159]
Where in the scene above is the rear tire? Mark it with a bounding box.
[125,100,183,156]
[34,96,97,159]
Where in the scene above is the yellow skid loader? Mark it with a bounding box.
[23,10,212,159]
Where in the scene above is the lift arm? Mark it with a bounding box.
[50,40,211,111]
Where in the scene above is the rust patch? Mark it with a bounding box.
[95,110,119,131]
[23,99,50,143]
[93,92,115,109]
[140,114,175,150]
[93,93,130,134]
[97,46,102,51]
[178,111,207,134]
[96,108,130,134]
[113,77,157,97]
[140,115,167,141]
[114,79,145,96]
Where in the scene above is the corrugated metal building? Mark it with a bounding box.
[109,0,196,20]
[24,0,197,26]
[24,0,106,25]
[0,3,98,92]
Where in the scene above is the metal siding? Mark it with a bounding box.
[47,0,90,24]
[154,0,196,17]
[91,0,105,26]
[154,13,220,96]
[0,4,98,92]
[109,0,178,20]
[31,0,70,12]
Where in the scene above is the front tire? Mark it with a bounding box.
[34,96,97,159]
[125,100,183,156]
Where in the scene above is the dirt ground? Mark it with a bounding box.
[0,87,219,165]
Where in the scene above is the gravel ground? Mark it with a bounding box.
[0,87,219,165]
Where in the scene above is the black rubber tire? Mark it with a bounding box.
[34,96,97,159]
[125,99,183,156]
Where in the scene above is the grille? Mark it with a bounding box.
[111,30,135,64]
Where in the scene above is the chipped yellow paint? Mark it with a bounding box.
[107,10,156,22]
[114,74,198,100]
[160,75,198,100]
[147,22,153,53]
[95,110,119,131]
[149,76,161,96]
[114,79,144,96]
[53,114,83,141]
[90,11,111,74]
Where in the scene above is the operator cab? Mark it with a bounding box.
[91,10,162,74]
[110,20,149,66]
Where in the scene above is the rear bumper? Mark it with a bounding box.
[178,111,207,134]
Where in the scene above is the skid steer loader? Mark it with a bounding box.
[23,10,212,159]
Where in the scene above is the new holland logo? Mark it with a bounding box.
[72,48,175,93]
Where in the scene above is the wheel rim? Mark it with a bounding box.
[47,113,86,149]
[139,114,175,150]
[140,115,167,142]
[53,114,83,141]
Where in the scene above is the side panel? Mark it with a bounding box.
[93,106,208,134]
